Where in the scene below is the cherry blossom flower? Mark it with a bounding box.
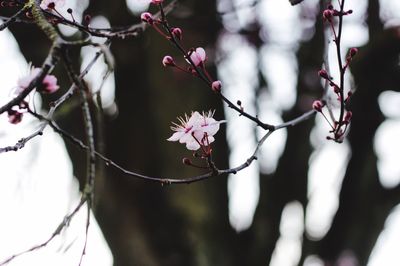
[167,111,225,151]
[40,0,65,10]
[17,67,59,94]
[189,47,206,67]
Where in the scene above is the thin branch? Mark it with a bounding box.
[0,5,28,31]
[157,3,275,131]
[0,197,87,266]
[32,108,315,185]
[0,43,61,116]
[334,0,346,133]
[78,204,91,266]
[0,43,108,154]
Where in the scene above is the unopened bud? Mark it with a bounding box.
[172,27,183,40]
[323,9,334,21]
[312,100,324,112]
[333,85,340,94]
[182,157,192,165]
[211,80,222,93]
[84,14,91,26]
[318,69,329,79]
[344,111,352,124]
[7,110,23,125]
[162,55,175,67]
[141,12,154,24]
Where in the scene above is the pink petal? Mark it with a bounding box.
[190,52,201,66]
[195,47,206,62]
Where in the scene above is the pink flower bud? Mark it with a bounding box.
[172,27,183,40]
[40,75,59,94]
[141,12,153,24]
[312,100,324,112]
[189,47,206,66]
[8,110,23,125]
[318,69,329,79]
[162,55,175,67]
[211,80,222,93]
[151,0,163,4]
[344,111,352,124]
[323,9,334,21]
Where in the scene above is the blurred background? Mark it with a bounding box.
[1,0,400,265]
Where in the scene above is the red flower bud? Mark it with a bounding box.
[312,100,324,112]
[344,111,352,124]
[334,85,340,94]
[323,9,334,21]
[318,69,329,79]
[349,47,358,57]
[141,12,154,24]
[8,110,23,125]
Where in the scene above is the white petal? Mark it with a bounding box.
[167,131,184,142]
[179,132,193,144]
[207,136,215,144]
[186,140,200,151]
[192,130,205,141]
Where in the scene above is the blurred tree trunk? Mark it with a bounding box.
[83,0,236,265]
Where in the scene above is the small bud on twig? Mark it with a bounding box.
[171,27,183,41]
[323,9,334,21]
[162,55,175,67]
[318,69,329,80]
[211,80,222,93]
[344,111,352,124]
[141,12,154,24]
[182,157,192,165]
[312,100,324,112]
